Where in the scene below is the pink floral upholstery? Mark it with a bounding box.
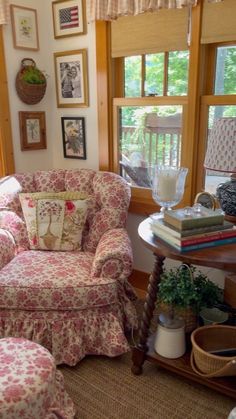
[0,337,75,418]
[0,211,29,252]
[92,228,133,279]
[0,169,138,365]
[0,229,15,269]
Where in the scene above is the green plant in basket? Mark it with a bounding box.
[157,264,223,320]
[21,66,46,85]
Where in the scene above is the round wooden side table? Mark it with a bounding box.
[131,217,236,399]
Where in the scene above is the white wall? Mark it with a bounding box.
[3,0,99,173]
[2,0,226,287]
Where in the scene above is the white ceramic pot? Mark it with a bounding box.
[154,314,186,359]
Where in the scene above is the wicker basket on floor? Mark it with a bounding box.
[191,325,236,377]
[15,58,47,105]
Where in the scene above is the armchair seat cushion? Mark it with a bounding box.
[0,250,118,311]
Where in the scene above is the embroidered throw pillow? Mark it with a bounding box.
[19,191,88,251]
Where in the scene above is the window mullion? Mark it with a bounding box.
[141,55,145,96]
[163,51,169,96]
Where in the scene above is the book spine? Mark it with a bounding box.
[181,236,236,252]
[151,222,181,238]
[151,219,233,238]
[151,227,183,247]
[181,229,236,246]
[151,224,236,247]
[164,213,224,230]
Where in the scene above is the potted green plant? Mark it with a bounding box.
[157,264,223,332]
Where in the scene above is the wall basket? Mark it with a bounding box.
[15,58,47,105]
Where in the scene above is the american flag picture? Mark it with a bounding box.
[59,6,79,30]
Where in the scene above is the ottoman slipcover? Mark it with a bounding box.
[0,337,76,418]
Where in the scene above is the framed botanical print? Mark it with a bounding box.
[54,49,89,107]
[19,111,47,151]
[61,117,86,159]
[52,0,87,39]
[10,4,39,50]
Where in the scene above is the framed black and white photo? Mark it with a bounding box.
[61,117,86,159]
[54,49,89,107]
[52,0,86,39]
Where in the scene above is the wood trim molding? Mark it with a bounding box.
[95,21,113,171]
[0,26,15,176]
[129,269,150,291]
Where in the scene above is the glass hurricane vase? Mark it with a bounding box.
[151,165,188,219]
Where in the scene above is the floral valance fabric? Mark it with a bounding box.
[87,0,223,21]
[0,0,9,25]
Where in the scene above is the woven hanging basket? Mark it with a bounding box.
[15,58,47,105]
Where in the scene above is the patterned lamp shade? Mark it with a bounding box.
[204,117,236,173]
[204,117,236,218]
[204,118,236,173]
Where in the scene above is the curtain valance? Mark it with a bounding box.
[87,0,223,21]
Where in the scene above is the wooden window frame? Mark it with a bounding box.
[196,42,236,194]
[96,2,203,215]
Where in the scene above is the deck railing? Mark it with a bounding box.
[120,113,182,187]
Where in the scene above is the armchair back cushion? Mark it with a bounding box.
[0,169,131,253]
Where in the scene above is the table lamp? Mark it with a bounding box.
[204,117,236,218]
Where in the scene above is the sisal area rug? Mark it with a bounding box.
[60,301,236,419]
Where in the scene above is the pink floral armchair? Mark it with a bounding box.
[0,169,138,366]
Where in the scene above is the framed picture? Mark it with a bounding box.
[52,0,86,39]
[54,49,89,107]
[19,112,47,151]
[61,117,86,159]
[10,4,39,51]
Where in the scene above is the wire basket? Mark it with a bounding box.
[15,58,47,105]
[191,325,236,377]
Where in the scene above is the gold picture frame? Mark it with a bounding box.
[10,4,39,51]
[52,0,87,39]
[19,111,47,151]
[54,49,89,108]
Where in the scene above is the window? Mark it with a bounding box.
[115,51,189,196]
[96,1,236,215]
[124,51,189,98]
[197,43,236,196]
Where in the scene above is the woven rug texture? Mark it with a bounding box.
[60,300,236,419]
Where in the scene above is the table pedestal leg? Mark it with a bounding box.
[131,254,165,375]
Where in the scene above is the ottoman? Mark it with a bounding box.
[0,337,76,419]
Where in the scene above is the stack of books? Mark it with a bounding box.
[150,207,236,252]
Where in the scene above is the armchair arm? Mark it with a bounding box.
[0,210,29,253]
[91,228,133,279]
[0,228,16,269]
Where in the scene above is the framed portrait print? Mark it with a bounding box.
[52,0,87,39]
[54,49,89,107]
[61,117,86,159]
[19,112,47,151]
[10,4,39,51]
